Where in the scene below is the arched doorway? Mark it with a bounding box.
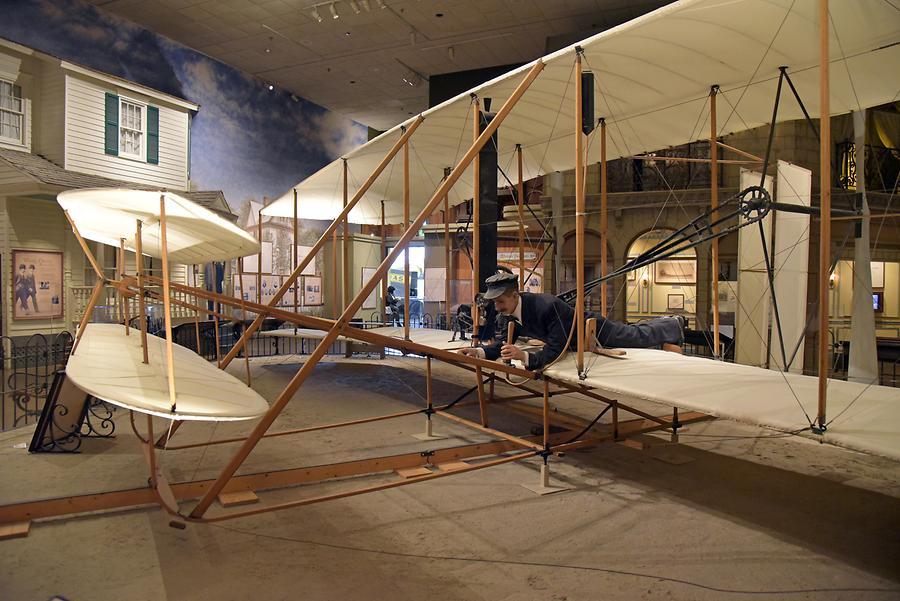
[625,229,697,325]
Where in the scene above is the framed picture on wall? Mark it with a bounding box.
[279,277,300,308]
[260,275,281,304]
[667,293,685,311]
[362,267,378,309]
[304,276,323,306]
[12,249,64,320]
[234,274,257,302]
[654,259,696,284]
[242,241,273,274]
[871,261,885,289]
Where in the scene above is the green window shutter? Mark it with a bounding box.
[146,105,159,164]
[104,93,118,156]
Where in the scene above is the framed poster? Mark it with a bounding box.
[279,277,300,308]
[260,275,281,304]
[362,267,378,309]
[871,261,885,289]
[242,241,273,274]
[304,275,323,306]
[234,274,257,302]
[298,245,316,276]
[522,267,543,293]
[667,293,685,310]
[12,249,63,320]
[654,259,696,284]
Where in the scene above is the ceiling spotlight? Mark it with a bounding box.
[349,0,360,14]
[311,7,323,22]
[267,83,275,91]
[329,2,339,19]
[376,0,386,8]
[360,0,370,10]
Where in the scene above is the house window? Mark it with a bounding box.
[119,98,145,159]
[0,79,24,144]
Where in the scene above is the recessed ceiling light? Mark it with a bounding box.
[267,84,275,91]
[265,48,271,53]
[329,3,339,19]
[345,31,351,36]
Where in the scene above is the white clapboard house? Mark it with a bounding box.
[0,38,235,340]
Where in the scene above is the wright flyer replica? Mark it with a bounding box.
[1,0,899,533]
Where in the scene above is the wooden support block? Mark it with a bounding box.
[618,438,646,451]
[395,466,432,478]
[435,461,470,472]
[218,490,260,507]
[0,520,30,540]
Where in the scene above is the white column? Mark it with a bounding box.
[849,109,878,383]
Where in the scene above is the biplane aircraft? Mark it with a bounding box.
[1,0,898,535]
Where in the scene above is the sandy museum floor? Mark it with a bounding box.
[0,354,899,601]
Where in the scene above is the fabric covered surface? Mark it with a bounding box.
[542,349,900,461]
[263,0,900,224]
[67,324,269,421]
[58,188,259,263]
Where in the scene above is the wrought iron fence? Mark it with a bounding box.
[1,331,74,432]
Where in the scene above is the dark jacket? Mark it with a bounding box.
[481,292,575,371]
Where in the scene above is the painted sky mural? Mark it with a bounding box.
[0,0,368,210]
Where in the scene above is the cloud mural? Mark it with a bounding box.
[0,0,368,210]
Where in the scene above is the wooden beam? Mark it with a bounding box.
[575,50,586,376]
[70,279,105,356]
[342,158,350,313]
[119,239,129,334]
[63,209,104,279]
[816,0,831,430]
[716,141,763,162]
[600,118,608,316]
[444,166,452,330]
[403,137,411,340]
[257,209,263,305]
[436,410,543,451]
[159,194,177,412]
[710,85,720,358]
[293,189,299,330]
[517,144,525,285]
[136,220,149,364]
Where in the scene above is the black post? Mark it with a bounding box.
[478,103,498,290]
